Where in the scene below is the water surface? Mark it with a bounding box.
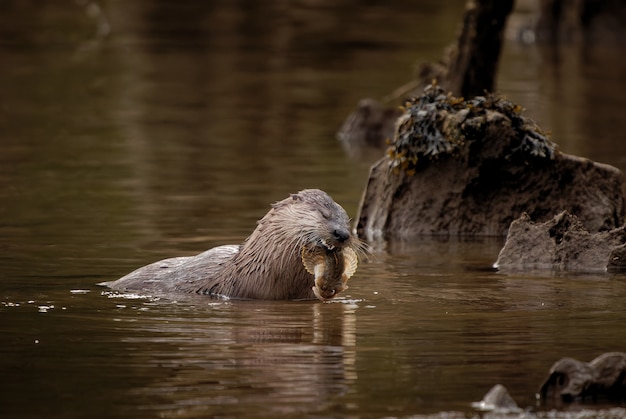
[2,1,626,417]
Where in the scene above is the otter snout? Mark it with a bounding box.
[322,227,351,249]
[320,228,352,251]
[332,228,350,243]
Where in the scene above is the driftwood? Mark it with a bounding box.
[338,0,514,157]
[445,0,514,98]
[495,211,626,272]
[355,85,624,240]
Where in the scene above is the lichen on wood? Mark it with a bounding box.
[387,83,557,175]
[356,85,624,239]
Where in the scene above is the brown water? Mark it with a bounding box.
[2,1,626,418]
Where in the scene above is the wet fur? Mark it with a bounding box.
[103,189,363,300]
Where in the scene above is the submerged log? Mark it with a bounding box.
[355,84,625,240]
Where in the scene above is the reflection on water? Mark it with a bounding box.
[2,0,626,417]
[113,300,359,417]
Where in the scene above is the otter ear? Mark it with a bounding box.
[290,193,303,202]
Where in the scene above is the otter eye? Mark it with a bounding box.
[319,209,331,219]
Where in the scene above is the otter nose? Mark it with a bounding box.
[332,228,350,243]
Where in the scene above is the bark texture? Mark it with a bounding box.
[495,211,626,271]
[356,85,625,240]
[445,0,514,98]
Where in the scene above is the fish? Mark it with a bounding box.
[301,244,358,301]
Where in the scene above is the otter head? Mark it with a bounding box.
[272,189,362,301]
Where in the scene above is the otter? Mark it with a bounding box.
[103,189,365,301]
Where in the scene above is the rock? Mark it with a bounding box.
[471,384,521,413]
[355,84,625,240]
[495,211,626,272]
[540,352,626,404]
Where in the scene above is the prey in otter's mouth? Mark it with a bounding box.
[302,243,358,301]
[102,189,366,301]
